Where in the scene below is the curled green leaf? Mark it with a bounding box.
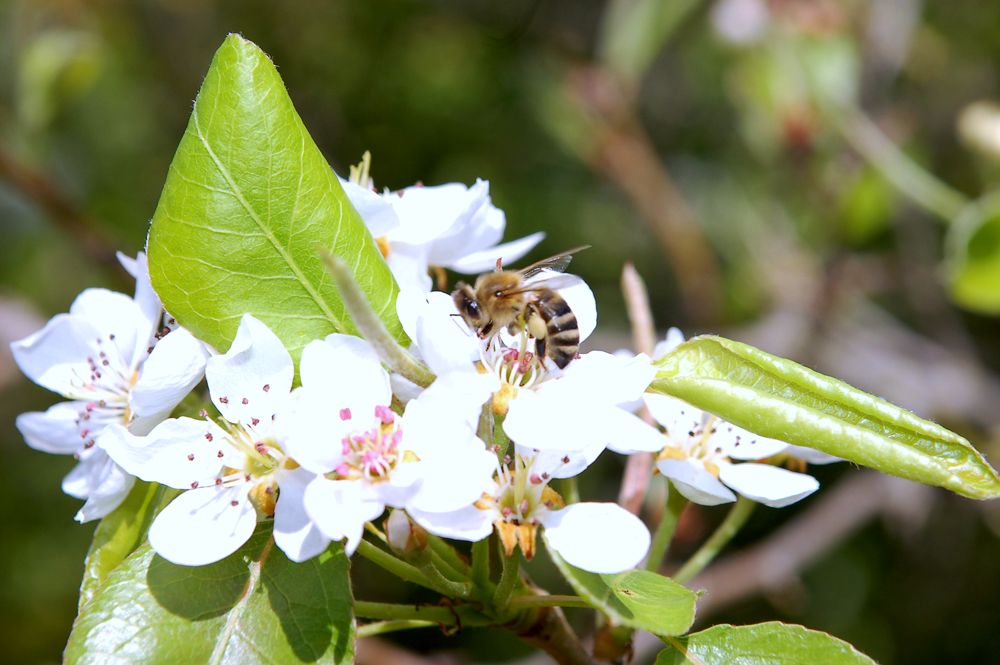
[652,335,1000,500]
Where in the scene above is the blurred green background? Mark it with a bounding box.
[1,1,999,663]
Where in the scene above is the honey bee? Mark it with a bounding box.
[451,246,589,369]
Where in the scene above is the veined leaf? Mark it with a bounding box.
[65,524,354,664]
[147,34,403,362]
[652,335,1000,500]
[547,548,697,637]
[76,481,175,610]
[655,622,876,664]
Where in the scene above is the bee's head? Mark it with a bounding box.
[452,282,485,328]
[476,272,524,326]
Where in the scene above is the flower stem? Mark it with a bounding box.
[508,594,591,610]
[645,481,687,572]
[355,619,437,638]
[320,253,435,387]
[674,495,756,584]
[558,477,580,505]
[492,551,520,609]
[426,533,470,577]
[471,537,492,590]
[354,600,492,627]
[356,539,466,597]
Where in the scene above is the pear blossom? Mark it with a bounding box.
[100,314,325,565]
[282,334,498,555]
[11,252,207,522]
[409,450,650,574]
[645,392,819,507]
[342,165,544,291]
[646,327,831,505]
[396,284,663,475]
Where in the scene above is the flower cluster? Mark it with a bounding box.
[11,171,831,572]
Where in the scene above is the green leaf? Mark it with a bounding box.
[65,525,354,664]
[147,34,403,363]
[77,481,175,610]
[547,548,697,637]
[946,193,1000,314]
[652,336,1000,500]
[654,622,876,665]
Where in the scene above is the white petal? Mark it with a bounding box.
[598,409,665,455]
[402,370,495,434]
[389,182,475,245]
[386,243,433,293]
[657,458,737,506]
[341,180,400,237]
[71,457,135,523]
[70,288,154,372]
[414,293,482,376]
[395,288,426,342]
[712,421,789,460]
[11,314,105,396]
[16,402,89,454]
[784,444,842,465]
[519,441,606,479]
[117,251,162,333]
[504,390,596,452]
[652,327,686,360]
[447,232,546,274]
[718,462,819,507]
[273,467,330,563]
[304,478,384,555]
[553,351,656,406]
[298,334,390,414]
[643,394,701,433]
[149,485,258,566]
[98,418,228,489]
[406,445,497,513]
[427,180,505,263]
[206,314,293,424]
[408,504,494,542]
[129,328,208,432]
[540,503,650,574]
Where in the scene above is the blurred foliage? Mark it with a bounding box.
[1,0,999,663]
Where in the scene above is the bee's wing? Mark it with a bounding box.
[507,272,583,294]
[516,245,590,280]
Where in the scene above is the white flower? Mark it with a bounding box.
[100,314,324,565]
[11,252,207,522]
[397,283,662,475]
[281,335,498,555]
[645,393,819,507]
[410,451,650,574]
[342,176,544,291]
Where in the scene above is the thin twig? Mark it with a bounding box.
[0,143,118,265]
[618,263,659,514]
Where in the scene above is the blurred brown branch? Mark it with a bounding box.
[560,66,722,324]
[0,143,117,265]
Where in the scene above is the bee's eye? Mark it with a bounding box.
[494,291,503,298]
[466,300,480,315]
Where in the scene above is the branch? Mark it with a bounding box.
[0,143,118,265]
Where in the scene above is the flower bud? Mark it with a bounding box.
[385,509,427,556]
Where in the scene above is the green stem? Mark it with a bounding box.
[508,594,591,610]
[355,619,437,638]
[471,537,492,590]
[426,533,470,577]
[645,481,687,572]
[492,551,521,609]
[321,253,435,387]
[558,477,580,505]
[353,600,491,627]
[356,539,463,596]
[674,496,756,584]
[417,555,473,598]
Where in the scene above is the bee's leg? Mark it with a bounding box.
[479,321,494,338]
